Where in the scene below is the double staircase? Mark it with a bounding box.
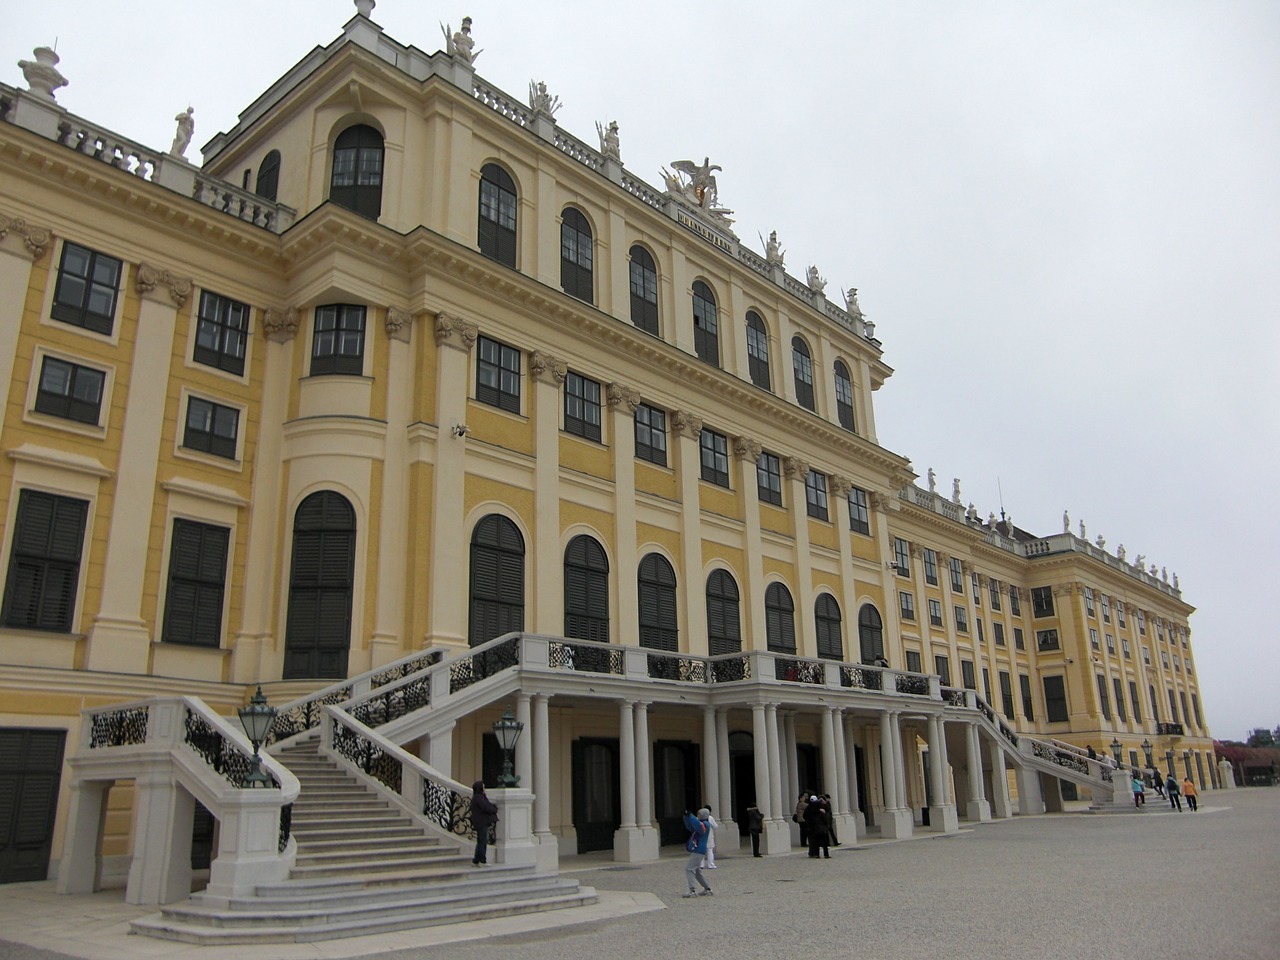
[131,737,596,944]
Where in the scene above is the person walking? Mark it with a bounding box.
[1150,769,1165,798]
[682,808,713,898]
[701,804,719,869]
[1131,773,1145,808]
[746,803,764,857]
[806,795,831,859]
[794,791,810,848]
[1165,774,1182,811]
[1182,777,1199,812]
[469,780,498,866]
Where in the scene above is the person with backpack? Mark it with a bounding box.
[1165,774,1182,811]
[681,808,714,898]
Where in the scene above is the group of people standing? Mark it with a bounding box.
[1130,770,1200,812]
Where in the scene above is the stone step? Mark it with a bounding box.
[293,844,452,866]
[289,853,471,878]
[256,862,530,900]
[290,800,394,817]
[290,825,426,842]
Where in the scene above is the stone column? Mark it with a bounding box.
[531,693,557,871]
[672,410,706,651]
[1016,762,1045,815]
[782,711,799,811]
[714,707,737,849]
[965,722,992,821]
[370,308,416,665]
[618,701,637,829]
[428,314,478,645]
[0,216,50,449]
[843,714,866,836]
[530,351,567,633]
[879,710,913,838]
[126,771,195,905]
[702,705,719,813]
[86,266,191,673]
[609,383,640,642]
[821,707,840,813]
[515,693,533,791]
[751,703,771,820]
[784,456,817,654]
[634,702,655,834]
[989,745,1013,819]
[927,716,959,832]
[762,702,791,855]
[734,437,767,647]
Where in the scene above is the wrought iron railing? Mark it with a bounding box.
[647,653,707,683]
[370,650,444,689]
[774,655,826,685]
[331,716,403,794]
[346,671,431,729]
[422,778,479,841]
[896,674,930,696]
[1156,722,1185,736]
[184,706,278,788]
[942,687,968,707]
[548,640,624,675]
[840,665,884,691]
[269,687,353,744]
[449,636,520,693]
[89,705,149,748]
[1032,740,1089,776]
[710,655,751,683]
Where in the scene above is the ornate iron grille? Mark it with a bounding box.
[449,637,520,692]
[710,656,750,683]
[1032,740,1088,775]
[896,674,930,696]
[975,698,996,724]
[89,706,149,748]
[548,641,623,675]
[774,657,825,684]
[278,803,292,853]
[346,675,431,728]
[943,687,968,707]
[647,654,707,683]
[422,778,478,840]
[268,687,352,744]
[331,718,403,794]
[999,722,1020,748]
[840,666,883,691]
[183,707,277,788]
[370,650,443,689]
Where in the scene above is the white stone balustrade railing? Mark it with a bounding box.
[620,172,666,210]
[551,129,602,172]
[192,174,297,232]
[472,76,532,127]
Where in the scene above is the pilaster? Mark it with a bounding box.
[785,456,816,654]
[609,382,640,642]
[672,409,704,649]
[531,350,566,634]
[0,214,51,431]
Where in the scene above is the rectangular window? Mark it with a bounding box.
[1113,677,1127,721]
[51,241,122,334]
[476,335,521,413]
[1089,627,1100,649]
[899,591,916,621]
[949,557,963,593]
[1014,627,1025,650]
[564,371,602,441]
[994,622,1005,646]
[311,304,366,375]
[634,403,667,466]
[194,291,249,375]
[1031,586,1054,618]
[1019,674,1035,721]
[34,356,105,425]
[961,659,976,690]
[757,452,782,505]
[1122,637,1131,659]
[1101,595,1111,623]
[893,538,909,576]
[928,599,943,627]
[805,469,829,520]
[1009,586,1021,616]
[1037,628,1059,651]
[1161,650,1169,668]
[976,617,985,644]
[923,549,938,585]
[983,668,992,705]
[848,486,870,534]
[700,429,730,487]
[1085,587,1095,617]
[1168,688,1179,722]
[905,650,922,673]
[954,605,968,633]
[163,519,230,647]
[1106,633,1116,654]
[1130,681,1142,723]
[1143,646,1151,664]
[1043,675,1068,722]
[1173,654,1181,672]
[1191,693,1202,727]
[934,655,951,686]
[989,579,1002,610]
[971,572,981,605]
[999,671,1014,720]
[2,490,89,632]
[1116,601,1126,627]
[1096,674,1112,720]
[1138,610,1146,635]
[183,397,239,459]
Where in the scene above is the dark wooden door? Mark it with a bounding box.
[653,740,700,846]
[0,728,66,884]
[571,738,619,853]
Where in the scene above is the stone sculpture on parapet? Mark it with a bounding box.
[806,265,826,294]
[528,80,561,119]
[18,46,67,101]
[441,16,480,64]
[596,120,620,161]
[762,230,785,265]
[170,107,195,159]
[662,157,733,223]
[952,478,962,504]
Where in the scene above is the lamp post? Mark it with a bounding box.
[237,684,277,788]
[1141,739,1153,769]
[1110,738,1123,770]
[492,707,524,787]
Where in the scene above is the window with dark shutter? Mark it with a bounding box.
[564,535,609,642]
[330,125,383,219]
[1020,674,1035,720]
[637,553,678,651]
[194,291,249,375]
[478,164,517,267]
[746,310,770,390]
[476,336,521,413]
[255,150,281,202]
[814,593,842,659]
[1043,676,1069,722]
[560,208,593,303]
[1000,671,1015,719]
[469,515,525,646]
[283,492,355,679]
[2,490,88,632]
[705,569,741,655]
[834,360,855,431]
[311,304,366,376]
[765,582,796,654]
[792,337,815,411]
[34,356,105,424]
[691,281,719,366]
[857,603,884,665]
[629,246,659,334]
[162,519,230,647]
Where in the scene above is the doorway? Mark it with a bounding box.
[653,740,700,846]
[0,728,66,884]
[571,737,619,853]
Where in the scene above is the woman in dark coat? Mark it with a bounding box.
[470,780,498,865]
[805,795,830,859]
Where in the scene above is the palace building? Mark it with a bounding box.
[0,2,1213,938]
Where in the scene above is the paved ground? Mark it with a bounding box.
[2,789,1276,960]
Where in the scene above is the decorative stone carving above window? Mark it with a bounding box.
[262,307,298,342]
[0,213,51,260]
[135,263,192,307]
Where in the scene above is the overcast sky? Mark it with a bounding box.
[6,1,1277,740]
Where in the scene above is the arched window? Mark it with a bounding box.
[706,570,742,655]
[564,535,609,642]
[765,582,796,653]
[858,604,885,665]
[560,208,594,303]
[792,336,815,411]
[478,163,517,267]
[637,554,678,651]
[815,593,843,660]
[746,310,771,390]
[469,515,525,646]
[629,245,658,334]
[691,281,719,366]
[255,149,280,202]
[330,125,383,220]
[283,492,355,679]
[834,360,855,432]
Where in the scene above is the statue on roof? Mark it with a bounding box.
[18,46,67,102]
[442,16,481,64]
[1173,572,1179,589]
[663,158,722,209]
[169,107,195,159]
[844,287,865,322]
[596,120,620,161]
[1117,543,1126,561]
[528,80,562,118]
[1062,510,1069,533]
[1135,553,1145,569]
[1096,534,1105,549]
[762,230,785,265]
[951,478,962,504]
[927,468,936,493]
[1078,519,1086,539]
